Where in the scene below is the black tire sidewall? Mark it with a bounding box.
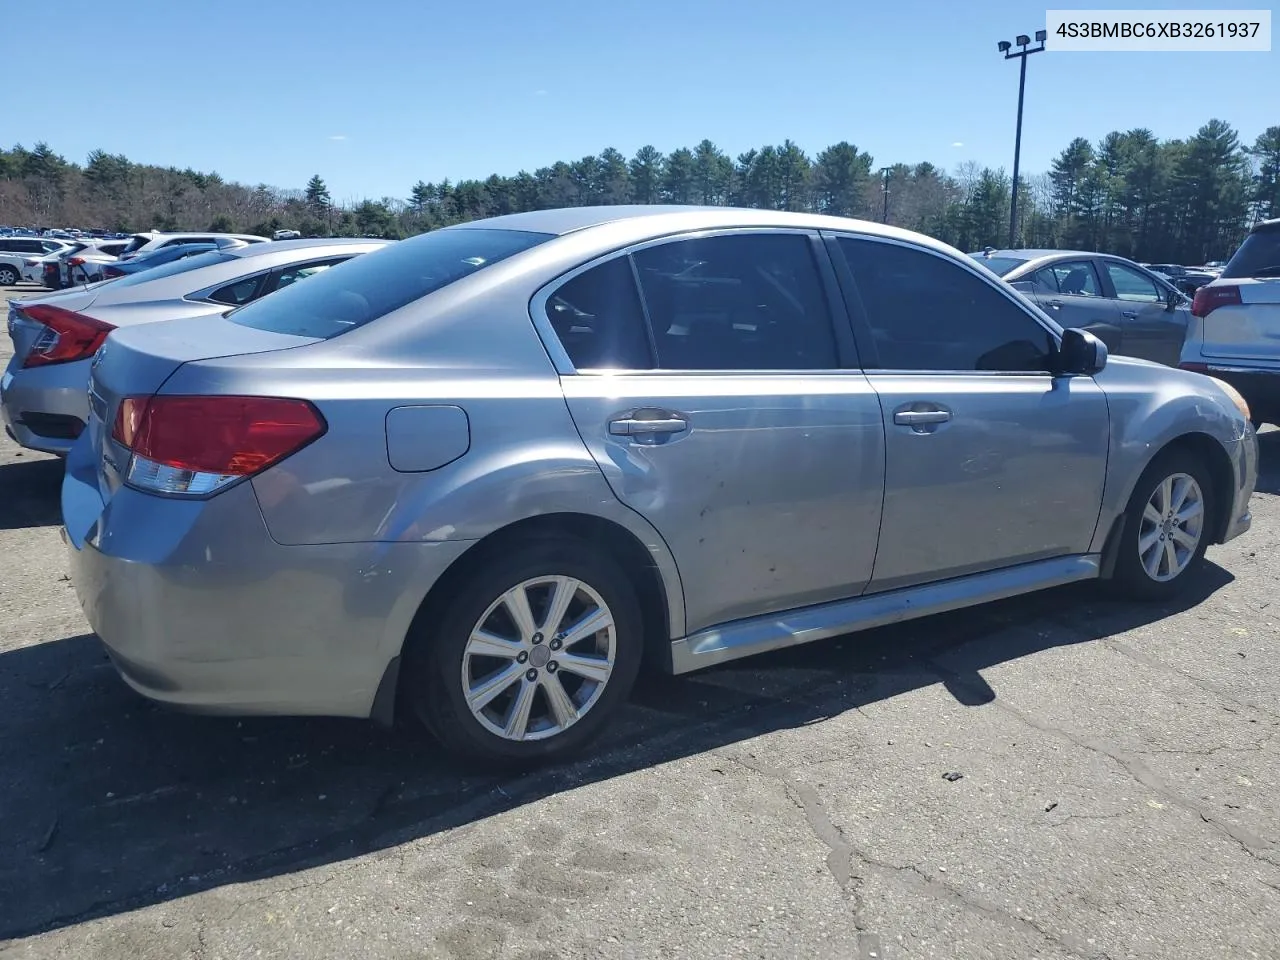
[405,538,644,766]
[1113,450,1214,599]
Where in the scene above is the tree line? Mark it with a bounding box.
[1,119,1277,264]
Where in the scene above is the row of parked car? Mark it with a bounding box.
[1,208,1269,769]
[0,230,275,289]
[969,220,1280,425]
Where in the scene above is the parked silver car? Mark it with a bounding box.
[3,238,389,454]
[62,206,1256,766]
[971,249,1191,367]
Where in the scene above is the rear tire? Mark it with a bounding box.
[402,537,644,768]
[0,265,19,285]
[1108,448,1214,601]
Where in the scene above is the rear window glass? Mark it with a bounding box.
[968,255,1027,277]
[1222,227,1280,279]
[104,250,237,288]
[226,228,553,339]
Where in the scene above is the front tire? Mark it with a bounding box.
[1109,449,1214,601]
[403,538,643,767]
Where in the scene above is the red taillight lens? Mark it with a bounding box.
[19,304,115,368]
[113,395,326,476]
[67,256,86,266]
[1191,285,1241,318]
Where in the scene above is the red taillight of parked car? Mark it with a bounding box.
[67,256,86,267]
[1191,285,1242,318]
[19,304,116,368]
[112,395,326,495]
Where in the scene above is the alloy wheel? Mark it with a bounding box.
[1137,472,1205,582]
[461,575,616,741]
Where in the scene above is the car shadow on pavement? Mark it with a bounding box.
[0,455,64,531]
[0,562,1231,941]
[1251,429,1280,495]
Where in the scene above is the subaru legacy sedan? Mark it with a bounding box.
[4,238,389,454]
[63,206,1256,766]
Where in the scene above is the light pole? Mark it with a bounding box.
[878,166,890,223]
[997,29,1046,247]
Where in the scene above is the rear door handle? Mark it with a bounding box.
[609,415,688,436]
[1120,310,1138,319]
[893,410,951,425]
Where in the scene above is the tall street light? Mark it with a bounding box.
[997,29,1046,247]
[878,166,891,223]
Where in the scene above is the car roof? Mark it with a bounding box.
[1250,217,1280,234]
[970,248,1099,260]
[221,237,394,259]
[443,204,964,257]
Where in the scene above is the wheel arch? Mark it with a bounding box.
[374,512,682,726]
[1099,430,1235,579]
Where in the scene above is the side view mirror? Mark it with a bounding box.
[1056,327,1108,376]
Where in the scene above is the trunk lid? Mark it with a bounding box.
[87,314,319,502]
[1202,278,1280,359]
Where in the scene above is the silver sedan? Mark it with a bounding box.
[3,238,390,454]
[63,207,1256,767]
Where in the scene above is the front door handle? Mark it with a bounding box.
[893,410,951,426]
[1120,310,1138,319]
[609,415,689,436]
[1047,299,1064,309]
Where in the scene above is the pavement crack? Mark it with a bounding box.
[714,752,1106,958]
[977,693,1275,858]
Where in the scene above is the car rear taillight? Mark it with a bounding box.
[19,304,115,368]
[67,256,86,266]
[112,395,326,496]
[1191,285,1242,318]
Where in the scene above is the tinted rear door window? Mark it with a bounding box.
[632,233,839,370]
[227,229,552,338]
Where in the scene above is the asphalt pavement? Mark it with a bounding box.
[1,284,1278,959]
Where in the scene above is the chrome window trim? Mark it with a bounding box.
[529,226,854,377]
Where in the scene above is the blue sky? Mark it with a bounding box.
[10,0,1276,202]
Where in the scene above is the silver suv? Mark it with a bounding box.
[63,206,1256,766]
[1181,217,1280,427]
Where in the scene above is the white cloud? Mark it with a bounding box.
[951,141,964,148]
[328,134,348,141]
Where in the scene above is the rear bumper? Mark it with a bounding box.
[62,437,474,718]
[1,356,90,455]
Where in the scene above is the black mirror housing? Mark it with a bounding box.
[1057,327,1108,376]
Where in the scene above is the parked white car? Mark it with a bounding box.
[1181,217,1280,428]
[0,236,73,285]
[115,231,268,262]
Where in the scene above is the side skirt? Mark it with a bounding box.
[668,554,1101,675]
